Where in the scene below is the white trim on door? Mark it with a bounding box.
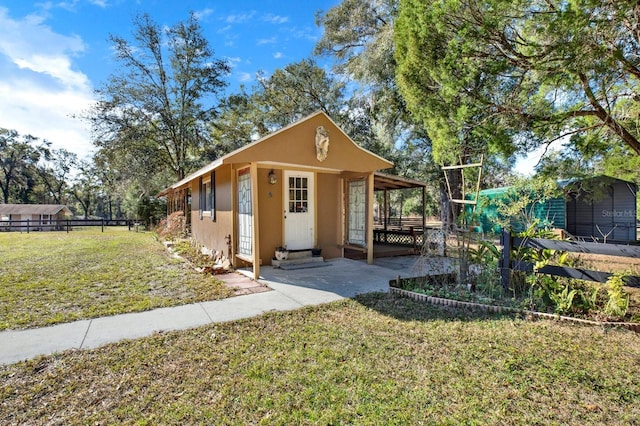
[284,170,315,250]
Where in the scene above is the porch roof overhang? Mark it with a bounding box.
[156,159,223,197]
[374,172,427,191]
[157,167,423,198]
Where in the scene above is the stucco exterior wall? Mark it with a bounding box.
[190,164,234,259]
[256,169,343,263]
[316,172,343,259]
[223,114,391,173]
[189,166,346,265]
[257,168,284,265]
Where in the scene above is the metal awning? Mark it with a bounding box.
[374,172,427,191]
[373,172,429,232]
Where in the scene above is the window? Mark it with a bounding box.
[199,171,216,221]
[288,176,309,213]
[204,181,212,211]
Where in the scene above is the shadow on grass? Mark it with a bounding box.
[353,292,519,323]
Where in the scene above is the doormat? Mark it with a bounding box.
[279,262,332,270]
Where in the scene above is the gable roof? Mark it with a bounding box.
[161,111,394,194]
[558,174,637,190]
[0,204,72,216]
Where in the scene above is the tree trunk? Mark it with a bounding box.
[579,73,640,155]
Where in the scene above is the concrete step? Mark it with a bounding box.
[271,256,324,268]
[287,250,313,260]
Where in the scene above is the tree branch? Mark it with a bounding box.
[579,73,640,155]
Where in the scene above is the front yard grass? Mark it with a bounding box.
[0,228,233,330]
[1,294,639,424]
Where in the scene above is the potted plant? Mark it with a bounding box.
[275,246,289,261]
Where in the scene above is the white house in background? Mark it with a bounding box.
[0,204,73,231]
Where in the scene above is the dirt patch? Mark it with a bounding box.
[572,252,640,274]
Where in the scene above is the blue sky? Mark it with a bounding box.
[0,0,339,157]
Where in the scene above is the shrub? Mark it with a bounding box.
[155,211,187,241]
[602,272,630,319]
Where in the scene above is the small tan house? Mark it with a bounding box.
[0,204,72,231]
[160,111,395,279]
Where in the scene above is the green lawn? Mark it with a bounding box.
[0,228,233,330]
[1,294,638,424]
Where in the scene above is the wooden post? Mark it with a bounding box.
[422,186,426,227]
[500,229,511,291]
[367,173,375,265]
[27,219,29,233]
[384,189,388,232]
[231,165,238,266]
[101,219,104,232]
[250,162,260,280]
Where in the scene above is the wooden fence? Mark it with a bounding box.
[499,230,640,290]
[0,219,136,233]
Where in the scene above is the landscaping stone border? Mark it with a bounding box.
[389,286,640,334]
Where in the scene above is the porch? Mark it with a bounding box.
[344,172,433,260]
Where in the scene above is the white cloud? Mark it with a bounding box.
[13,54,90,91]
[225,11,256,24]
[237,71,253,82]
[0,10,88,90]
[273,52,283,59]
[257,37,277,46]
[262,14,288,24]
[290,25,321,42]
[0,7,95,157]
[225,56,242,67]
[88,0,108,7]
[0,76,94,156]
[38,1,108,11]
[194,8,214,21]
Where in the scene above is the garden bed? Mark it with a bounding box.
[389,277,640,333]
[389,273,508,307]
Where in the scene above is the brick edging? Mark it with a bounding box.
[389,286,640,333]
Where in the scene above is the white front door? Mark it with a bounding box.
[284,171,314,250]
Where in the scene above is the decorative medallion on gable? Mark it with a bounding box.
[315,125,329,162]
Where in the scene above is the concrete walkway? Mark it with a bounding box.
[0,257,434,366]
